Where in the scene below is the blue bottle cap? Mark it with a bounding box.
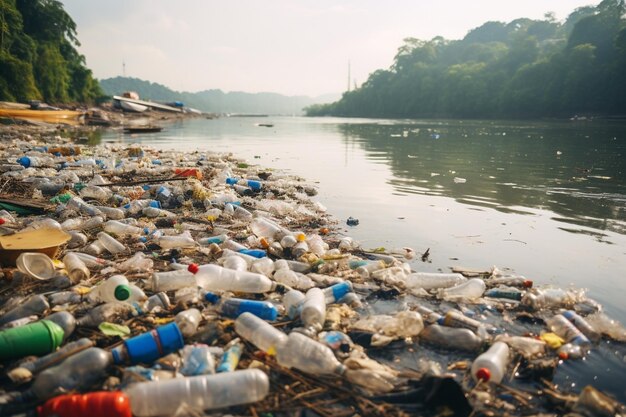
[225,177,239,185]
[246,180,262,191]
[204,291,220,304]
[329,282,352,301]
[16,156,31,168]
[148,200,161,209]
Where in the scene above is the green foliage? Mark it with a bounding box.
[307,1,626,119]
[0,0,101,103]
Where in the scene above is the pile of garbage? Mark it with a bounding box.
[0,135,624,417]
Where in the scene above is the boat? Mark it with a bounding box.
[0,108,83,125]
[123,126,162,134]
[118,100,148,113]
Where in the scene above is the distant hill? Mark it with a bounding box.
[99,77,339,115]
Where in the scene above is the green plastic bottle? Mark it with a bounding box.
[0,320,65,361]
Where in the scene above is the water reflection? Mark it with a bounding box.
[337,120,626,236]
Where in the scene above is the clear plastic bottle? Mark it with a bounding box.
[104,220,143,236]
[156,233,196,249]
[66,231,89,249]
[221,254,249,271]
[125,369,269,417]
[283,289,306,319]
[273,268,314,290]
[562,310,601,342]
[488,276,533,288]
[66,197,103,217]
[301,288,326,330]
[189,263,276,293]
[30,347,113,400]
[414,305,443,324]
[72,252,110,268]
[250,217,283,239]
[16,337,94,376]
[494,335,546,358]
[0,294,49,326]
[97,232,126,255]
[471,341,510,383]
[438,278,486,300]
[234,312,288,354]
[405,272,467,290]
[322,281,353,304]
[420,324,483,352]
[79,185,112,201]
[84,240,106,256]
[251,257,275,276]
[204,292,278,321]
[93,206,126,220]
[276,332,346,375]
[198,234,227,246]
[63,253,90,283]
[48,290,82,306]
[546,314,591,348]
[438,310,495,334]
[175,308,202,338]
[151,269,197,292]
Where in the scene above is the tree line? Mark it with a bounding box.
[306,0,626,119]
[0,0,102,104]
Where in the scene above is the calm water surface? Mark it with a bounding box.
[100,116,626,402]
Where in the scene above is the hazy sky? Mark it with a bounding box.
[61,1,595,97]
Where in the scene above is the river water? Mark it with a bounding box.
[99,116,626,403]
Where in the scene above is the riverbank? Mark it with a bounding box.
[0,122,624,416]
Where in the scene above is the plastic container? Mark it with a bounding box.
[405,272,467,290]
[103,220,143,236]
[438,278,486,300]
[189,263,276,293]
[97,232,126,255]
[152,269,197,292]
[546,314,591,348]
[204,292,278,321]
[250,217,284,239]
[0,294,49,326]
[31,347,113,400]
[420,324,483,352]
[484,286,524,301]
[37,391,132,417]
[174,308,202,338]
[471,341,510,383]
[488,276,533,288]
[112,322,184,365]
[300,287,326,330]
[76,303,138,328]
[62,253,90,283]
[494,335,546,358]
[156,234,196,249]
[221,255,248,271]
[276,332,346,375]
[198,234,227,246]
[273,268,314,290]
[125,369,269,417]
[66,197,103,217]
[16,252,56,280]
[234,312,288,354]
[0,320,65,360]
[93,206,126,220]
[283,289,306,319]
[87,275,132,304]
[563,310,601,342]
[79,185,112,201]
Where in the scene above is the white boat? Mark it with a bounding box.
[119,100,148,113]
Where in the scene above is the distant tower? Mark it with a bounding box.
[123,61,126,77]
[347,60,351,92]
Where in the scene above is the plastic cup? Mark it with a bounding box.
[16,252,56,280]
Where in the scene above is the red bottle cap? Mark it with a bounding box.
[558,351,569,360]
[523,280,533,288]
[476,367,491,381]
[188,263,199,274]
[0,218,5,225]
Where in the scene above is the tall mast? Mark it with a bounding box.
[347,60,351,92]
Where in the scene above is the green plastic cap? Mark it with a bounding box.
[114,284,131,301]
[40,320,65,351]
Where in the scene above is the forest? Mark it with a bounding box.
[306,0,626,119]
[0,0,101,104]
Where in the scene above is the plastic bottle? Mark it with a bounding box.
[79,185,112,201]
[93,206,126,220]
[63,253,90,283]
[174,308,202,338]
[126,368,269,417]
[123,199,161,214]
[48,291,82,306]
[104,220,143,236]
[438,310,495,334]
[111,322,184,365]
[151,269,197,292]
[420,324,483,352]
[72,252,110,268]
[484,286,524,301]
[300,287,326,330]
[216,339,242,373]
[31,347,113,400]
[283,289,306,319]
[0,294,49,326]
[273,268,314,290]
[84,240,106,256]
[189,263,276,293]
[250,217,284,239]
[87,275,132,304]
[66,197,103,217]
[76,303,138,328]
[488,276,533,288]
[562,310,601,342]
[0,320,65,360]
[97,232,126,255]
[323,281,353,304]
[234,312,288,354]
[471,341,510,383]
[521,288,579,310]
[198,234,227,246]
[276,332,346,375]
[438,278,486,300]
[546,314,591,348]
[251,257,275,276]
[46,311,76,342]
[494,335,546,358]
[414,305,443,324]
[405,272,467,290]
[221,254,249,271]
[204,292,278,321]
[37,391,132,417]
[16,156,58,168]
[156,234,196,249]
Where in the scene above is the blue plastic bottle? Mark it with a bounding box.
[204,292,278,321]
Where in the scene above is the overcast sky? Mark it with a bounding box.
[60,1,595,97]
